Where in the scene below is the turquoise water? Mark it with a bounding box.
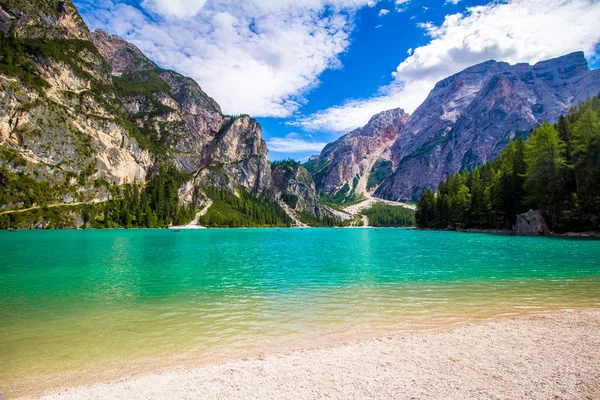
[1,229,599,393]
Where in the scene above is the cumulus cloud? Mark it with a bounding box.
[293,0,600,133]
[142,0,207,18]
[77,0,380,117]
[267,133,328,153]
[444,0,461,5]
[378,8,390,16]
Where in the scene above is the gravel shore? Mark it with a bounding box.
[19,309,599,400]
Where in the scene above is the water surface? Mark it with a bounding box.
[1,229,599,394]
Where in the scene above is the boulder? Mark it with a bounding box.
[514,210,550,235]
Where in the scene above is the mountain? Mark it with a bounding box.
[305,108,409,202]
[376,52,600,201]
[0,0,325,228]
[271,160,324,219]
[0,0,151,199]
[89,29,275,198]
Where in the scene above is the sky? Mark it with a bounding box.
[74,0,600,160]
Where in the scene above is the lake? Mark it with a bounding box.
[1,228,599,394]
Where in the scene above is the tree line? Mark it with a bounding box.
[199,188,292,227]
[363,204,415,227]
[416,94,600,233]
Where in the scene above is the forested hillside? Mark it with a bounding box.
[362,204,415,227]
[415,95,600,233]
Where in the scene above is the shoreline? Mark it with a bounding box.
[417,227,600,238]
[8,308,600,399]
[3,227,599,237]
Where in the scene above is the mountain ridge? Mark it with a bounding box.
[0,0,334,228]
[308,51,600,202]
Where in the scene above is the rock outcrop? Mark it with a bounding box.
[0,0,151,203]
[90,29,274,197]
[375,52,600,201]
[514,210,550,235]
[90,29,223,174]
[195,115,275,197]
[272,161,323,218]
[306,108,409,200]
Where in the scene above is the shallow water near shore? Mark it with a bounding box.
[1,228,599,395]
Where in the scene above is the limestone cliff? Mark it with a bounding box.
[306,108,409,201]
[0,0,307,225]
[90,29,274,197]
[272,161,323,218]
[0,0,151,209]
[195,115,275,197]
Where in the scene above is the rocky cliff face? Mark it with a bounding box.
[91,29,222,173]
[272,161,323,218]
[195,115,275,197]
[90,29,274,197]
[0,0,89,40]
[0,0,151,206]
[306,108,409,200]
[0,0,284,215]
[375,52,600,201]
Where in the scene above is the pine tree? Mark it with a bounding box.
[523,122,567,224]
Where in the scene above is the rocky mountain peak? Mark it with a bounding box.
[91,29,158,76]
[366,107,410,128]
[272,161,323,218]
[533,51,588,76]
[375,52,600,201]
[306,107,409,200]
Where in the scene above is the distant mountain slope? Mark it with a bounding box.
[305,108,409,201]
[375,52,600,201]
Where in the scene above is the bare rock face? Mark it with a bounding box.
[196,116,275,197]
[90,29,159,76]
[272,161,323,218]
[0,0,151,203]
[0,0,89,40]
[375,52,600,201]
[514,210,550,235]
[90,30,223,173]
[307,108,409,200]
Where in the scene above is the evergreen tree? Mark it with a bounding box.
[571,108,600,210]
[415,189,436,228]
[523,122,567,224]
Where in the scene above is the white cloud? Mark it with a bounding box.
[293,0,600,133]
[267,133,328,153]
[79,0,381,117]
[378,8,390,16]
[142,0,207,19]
[395,0,410,12]
[406,47,413,55]
[444,0,460,5]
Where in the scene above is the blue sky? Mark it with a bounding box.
[75,0,600,160]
